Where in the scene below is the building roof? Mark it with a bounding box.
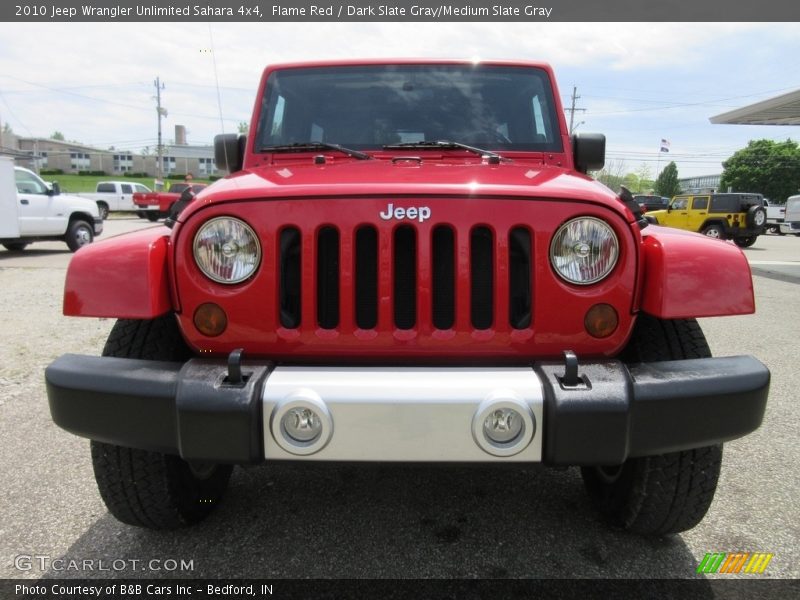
[18,137,111,153]
[710,89,800,126]
[164,144,214,159]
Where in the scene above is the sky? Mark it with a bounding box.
[0,21,798,179]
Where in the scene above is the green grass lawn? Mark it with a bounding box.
[41,174,211,193]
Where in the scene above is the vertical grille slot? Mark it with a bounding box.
[432,226,455,330]
[355,226,378,329]
[393,226,417,330]
[470,226,494,330]
[509,227,532,329]
[317,226,340,329]
[279,227,301,328]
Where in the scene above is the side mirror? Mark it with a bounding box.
[214,133,246,173]
[48,182,61,196]
[572,133,605,174]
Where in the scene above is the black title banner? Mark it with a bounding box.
[3,0,799,22]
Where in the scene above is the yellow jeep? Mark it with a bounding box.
[647,193,767,247]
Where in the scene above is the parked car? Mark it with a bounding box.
[133,182,208,221]
[764,197,800,235]
[46,60,769,536]
[646,192,766,247]
[633,194,669,212]
[77,181,151,218]
[785,195,800,235]
[0,159,103,252]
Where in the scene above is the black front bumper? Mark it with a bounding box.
[45,354,769,466]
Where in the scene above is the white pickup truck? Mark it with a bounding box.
[77,181,152,219]
[0,157,103,252]
[764,197,800,235]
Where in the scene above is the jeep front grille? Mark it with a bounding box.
[277,223,532,332]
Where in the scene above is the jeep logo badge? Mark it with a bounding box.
[379,203,431,223]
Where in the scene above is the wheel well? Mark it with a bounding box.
[68,212,94,226]
[700,219,727,232]
[96,201,109,209]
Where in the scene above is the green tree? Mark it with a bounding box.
[720,139,800,203]
[635,163,653,192]
[593,158,627,191]
[2,123,12,134]
[51,131,65,141]
[620,173,639,192]
[237,121,249,134]
[654,161,681,198]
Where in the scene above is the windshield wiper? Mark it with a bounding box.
[383,140,508,162]
[258,142,372,160]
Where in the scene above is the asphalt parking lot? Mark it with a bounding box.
[1,218,798,583]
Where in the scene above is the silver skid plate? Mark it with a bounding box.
[262,367,544,462]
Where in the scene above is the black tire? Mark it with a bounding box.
[3,242,28,251]
[746,205,766,229]
[701,223,725,240]
[66,219,94,252]
[734,236,757,248]
[146,211,160,222]
[90,316,232,529]
[97,202,109,220]
[581,315,723,535]
[136,210,146,219]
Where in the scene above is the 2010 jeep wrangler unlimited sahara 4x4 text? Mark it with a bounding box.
[46,60,769,535]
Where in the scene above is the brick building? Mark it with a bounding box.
[0,126,222,178]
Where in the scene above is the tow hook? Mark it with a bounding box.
[224,348,248,387]
[558,350,588,389]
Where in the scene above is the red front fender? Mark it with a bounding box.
[640,226,755,319]
[64,227,174,318]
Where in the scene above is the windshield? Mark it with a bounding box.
[255,64,562,152]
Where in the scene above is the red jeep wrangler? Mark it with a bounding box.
[46,60,769,535]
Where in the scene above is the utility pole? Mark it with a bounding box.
[566,86,586,135]
[154,77,167,184]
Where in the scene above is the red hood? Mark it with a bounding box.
[183,158,628,220]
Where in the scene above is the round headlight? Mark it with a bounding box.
[193,217,261,284]
[550,217,619,285]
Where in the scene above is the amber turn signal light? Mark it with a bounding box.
[584,303,618,338]
[194,303,228,337]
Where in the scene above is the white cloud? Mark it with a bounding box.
[0,21,797,176]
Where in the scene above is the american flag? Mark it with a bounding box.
[660,139,670,153]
